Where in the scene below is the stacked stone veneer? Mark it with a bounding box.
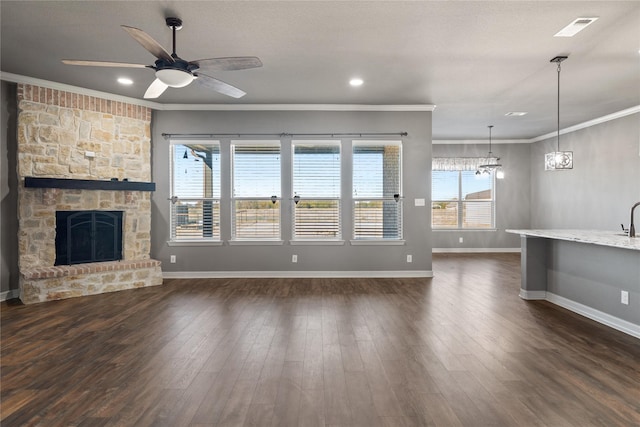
[17,84,162,304]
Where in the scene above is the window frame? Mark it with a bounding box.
[291,140,342,241]
[431,169,496,230]
[230,140,282,241]
[168,139,222,243]
[351,140,404,241]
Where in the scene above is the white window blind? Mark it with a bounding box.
[352,141,403,239]
[170,141,221,240]
[432,169,494,229]
[292,141,341,239]
[231,141,281,239]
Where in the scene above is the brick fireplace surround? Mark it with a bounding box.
[17,84,162,304]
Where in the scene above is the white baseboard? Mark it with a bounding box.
[519,289,547,300]
[163,270,433,279]
[526,291,640,340]
[432,248,521,253]
[1,289,20,302]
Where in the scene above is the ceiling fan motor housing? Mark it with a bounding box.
[165,17,183,30]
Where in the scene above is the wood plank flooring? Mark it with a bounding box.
[2,253,639,426]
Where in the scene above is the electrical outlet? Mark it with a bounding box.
[459,237,464,243]
[406,254,412,263]
[621,290,629,305]
[292,254,298,263]
[170,255,176,263]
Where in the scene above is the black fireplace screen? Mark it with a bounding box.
[55,210,123,265]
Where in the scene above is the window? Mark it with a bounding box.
[432,170,495,229]
[170,141,221,240]
[292,141,341,239]
[352,141,403,239]
[231,141,281,239]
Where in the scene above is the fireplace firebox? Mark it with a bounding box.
[55,210,123,266]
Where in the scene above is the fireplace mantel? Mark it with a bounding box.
[24,177,156,192]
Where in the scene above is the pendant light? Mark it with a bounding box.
[545,55,573,170]
[476,125,504,179]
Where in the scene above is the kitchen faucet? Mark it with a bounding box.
[630,201,640,238]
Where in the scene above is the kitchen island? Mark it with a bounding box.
[507,229,640,338]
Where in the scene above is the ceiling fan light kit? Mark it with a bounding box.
[156,69,194,88]
[62,16,262,99]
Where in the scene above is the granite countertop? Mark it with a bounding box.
[506,229,640,251]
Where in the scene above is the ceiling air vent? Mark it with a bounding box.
[554,17,598,37]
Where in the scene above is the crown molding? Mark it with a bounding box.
[2,71,635,129]
[528,105,640,143]
[0,71,160,109]
[0,72,434,112]
[158,103,436,111]
[433,139,530,145]
[434,104,640,145]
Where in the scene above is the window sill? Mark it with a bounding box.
[350,239,406,246]
[290,240,345,246]
[167,240,223,247]
[432,229,498,232]
[228,240,284,246]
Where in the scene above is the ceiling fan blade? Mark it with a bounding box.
[62,59,149,68]
[195,73,246,98]
[144,78,169,99]
[121,25,173,62]
[189,56,263,71]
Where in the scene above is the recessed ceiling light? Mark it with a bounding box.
[349,78,364,87]
[505,112,527,117]
[117,77,134,85]
[554,17,598,37]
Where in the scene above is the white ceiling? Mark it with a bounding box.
[1,1,639,139]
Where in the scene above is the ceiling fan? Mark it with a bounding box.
[62,17,262,99]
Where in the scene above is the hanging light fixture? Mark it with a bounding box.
[476,125,504,179]
[545,55,573,171]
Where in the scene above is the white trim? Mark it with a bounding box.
[167,240,224,247]
[163,270,433,279]
[1,289,20,302]
[432,247,520,253]
[433,105,640,144]
[5,72,634,138]
[352,139,402,146]
[350,240,406,246]
[433,139,530,145]
[228,240,285,246]
[1,72,434,112]
[160,104,436,112]
[0,71,159,109]
[290,240,346,246]
[432,229,498,232]
[546,292,640,340]
[519,289,547,300]
[230,139,281,145]
[529,105,640,143]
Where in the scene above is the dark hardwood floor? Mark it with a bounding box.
[2,253,639,426]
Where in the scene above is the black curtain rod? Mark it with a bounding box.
[162,132,408,139]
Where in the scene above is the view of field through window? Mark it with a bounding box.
[170,141,404,240]
[432,170,494,229]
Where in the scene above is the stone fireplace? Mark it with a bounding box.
[17,84,162,304]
